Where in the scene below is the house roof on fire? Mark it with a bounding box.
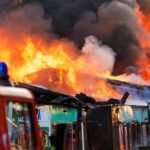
[14,78,150,108]
[14,82,84,108]
[14,80,129,108]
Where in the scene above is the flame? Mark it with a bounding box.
[6,4,150,100]
[135,5,150,80]
[135,5,150,48]
[0,30,122,100]
[1,3,150,100]
[102,71,127,82]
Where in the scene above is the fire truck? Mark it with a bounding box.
[0,86,42,150]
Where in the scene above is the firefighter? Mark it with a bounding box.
[0,62,12,86]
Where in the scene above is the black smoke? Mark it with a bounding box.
[38,0,111,36]
[109,24,141,75]
[36,0,144,75]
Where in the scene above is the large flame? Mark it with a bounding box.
[2,3,150,101]
[0,30,121,100]
[135,5,150,80]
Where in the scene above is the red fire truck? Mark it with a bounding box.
[0,86,42,150]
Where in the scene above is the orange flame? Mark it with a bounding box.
[135,5,150,80]
[2,3,150,100]
[135,5,150,48]
[0,29,121,100]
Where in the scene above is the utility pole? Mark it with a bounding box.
[81,109,86,150]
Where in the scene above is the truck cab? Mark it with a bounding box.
[0,86,42,150]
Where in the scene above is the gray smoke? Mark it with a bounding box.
[0,3,54,40]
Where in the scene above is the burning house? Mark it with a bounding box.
[1,0,150,149]
[14,80,150,150]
